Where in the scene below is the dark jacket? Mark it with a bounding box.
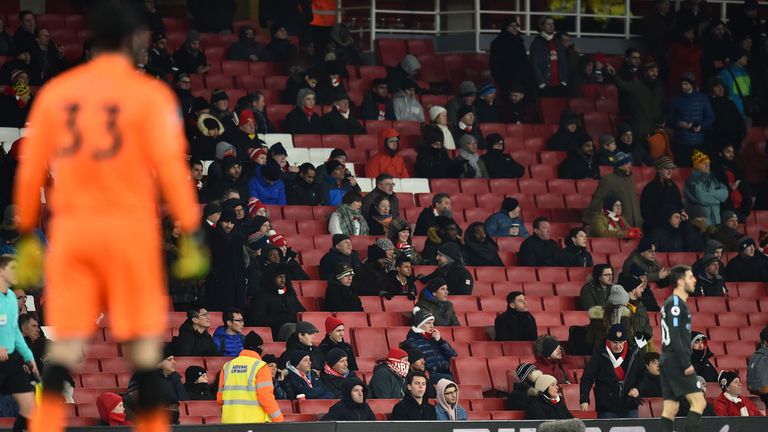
[283,107,323,134]
[578,280,611,311]
[558,149,600,180]
[319,248,362,281]
[474,98,500,124]
[580,345,644,414]
[205,223,247,311]
[369,362,406,399]
[247,268,305,335]
[321,107,366,135]
[421,262,474,296]
[610,73,665,140]
[526,394,573,420]
[691,344,719,382]
[361,187,401,220]
[172,320,221,357]
[320,369,350,398]
[265,39,297,63]
[414,207,439,236]
[647,221,705,253]
[636,371,662,398]
[321,377,376,421]
[227,27,265,61]
[390,394,438,420]
[415,290,460,326]
[724,253,768,282]
[172,46,207,74]
[402,329,457,375]
[489,27,532,93]
[184,382,216,401]
[693,270,727,297]
[548,116,586,152]
[350,259,389,297]
[384,271,418,299]
[495,308,537,341]
[187,0,235,33]
[506,381,533,410]
[285,367,335,399]
[518,235,561,266]
[481,148,526,179]
[463,224,503,267]
[559,244,594,267]
[709,95,746,147]
[667,90,714,148]
[318,334,359,372]
[529,34,569,87]
[640,178,683,232]
[360,91,395,121]
[415,144,465,179]
[324,279,363,312]
[286,177,322,206]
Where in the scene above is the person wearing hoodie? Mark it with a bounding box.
[319,348,354,398]
[284,88,323,134]
[265,23,297,62]
[184,366,215,401]
[350,244,390,297]
[484,196,528,238]
[490,16,532,96]
[172,30,209,74]
[495,291,537,341]
[667,73,715,166]
[321,92,365,135]
[462,222,502,267]
[365,128,410,179]
[724,237,768,282]
[173,306,221,357]
[526,374,573,419]
[96,392,131,426]
[210,89,237,130]
[415,125,465,178]
[548,110,584,152]
[558,135,600,179]
[318,316,359,372]
[324,263,363,312]
[690,331,719,382]
[360,78,396,121]
[591,196,639,239]
[529,16,568,96]
[393,79,425,122]
[481,133,525,179]
[415,278,460,327]
[711,143,753,221]
[369,348,409,399]
[205,208,247,312]
[386,54,421,94]
[452,106,485,149]
[428,106,456,150]
[693,239,725,273]
[560,228,594,267]
[534,336,572,385]
[284,350,335,399]
[247,263,305,339]
[402,309,457,382]
[227,25,266,61]
[584,152,643,228]
[249,158,287,205]
[212,309,246,357]
[641,156,684,232]
[435,379,468,421]
[321,377,376,420]
[203,156,250,202]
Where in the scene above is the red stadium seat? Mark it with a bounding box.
[460,179,490,194]
[406,39,435,56]
[264,75,289,90]
[297,399,338,415]
[450,296,479,312]
[717,312,748,327]
[475,267,507,282]
[87,343,119,359]
[429,178,461,194]
[694,297,727,313]
[568,97,594,114]
[497,237,524,252]
[416,54,449,83]
[506,268,538,282]
[300,249,325,266]
[369,312,409,327]
[583,111,613,135]
[321,134,351,148]
[298,312,332,332]
[205,357,231,376]
[221,61,250,76]
[361,296,384,312]
[386,327,410,349]
[727,298,759,312]
[186,401,221,417]
[547,179,577,194]
[465,311,498,327]
[352,328,389,361]
[479,296,507,312]
[517,178,548,194]
[536,193,565,209]
[335,312,369,328]
[452,358,492,391]
[453,326,490,342]
[471,341,504,357]
[539,98,568,125]
[530,165,558,180]
[79,373,117,388]
[470,398,506,411]
[492,411,526,420]
[382,296,416,312]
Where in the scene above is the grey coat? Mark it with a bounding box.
[584,170,643,228]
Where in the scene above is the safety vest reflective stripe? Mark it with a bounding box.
[222,400,263,406]
[220,356,271,424]
[311,0,336,26]
[270,410,283,419]
[313,10,336,14]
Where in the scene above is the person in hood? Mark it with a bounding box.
[318,159,362,207]
[707,210,744,252]
[481,133,525,179]
[205,208,247,311]
[172,29,209,74]
[284,88,323,134]
[435,379,467,420]
[526,374,573,419]
[202,156,250,202]
[690,331,719,382]
[548,110,584,151]
[318,317,358,372]
[386,54,421,94]
[190,114,224,162]
[365,128,410,178]
[321,91,365,135]
[184,366,215,401]
[415,125,465,178]
[484,196,528,238]
[693,239,725,273]
[360,78,396,121]
[711,143,753,221]
[452,105,485,149]
[415,278,460,326]
[324,263,363,312]
[319,348,354,398]
[319,234,362,280]
[724,237,768,282]
[534,335,572,385]
[473,82,500,124]
[684,150,728,225]
[227,25,266,61]
[560,227,594,267]
[249,158,287,205]
[173,306,220,356]
[402,309,457,382]
[584,152,643,228]
[558,134,600,179]
[321,377,376,420]
[693,254,727,297]
[446,80,478,124]
[210,89,237,130]
[641,156,684,232]
[518,217,561,266]
[428,105,456,150]
[247,263,305,339]
[456,134,489,179]
[490,16,532,97]
[284,350,335,399]
[393,79,425,122]
[667,72,714,166]
[530,16,568,96]
[212,309,246,357]
[591,195,639,239]
[328,191,369,236]
[462,222,502,267]
[713,370,762,417]
[421,216,462,265]
[326,23,361,67]
[369,348,409,399]
[264,23,297,62]
[96,392,131,426]
[495,291,537,341]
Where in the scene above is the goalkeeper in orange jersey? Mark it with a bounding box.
[12,2,208,431]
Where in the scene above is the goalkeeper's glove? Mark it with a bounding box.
[172,230,210,280]
[14,235,44,290]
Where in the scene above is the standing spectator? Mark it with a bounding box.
[580,324,643,418]
[249,159,287,205]
[474,82,500,124]
[590,196,640,239]
[701,20,734,81]
[321,92,365,135]
[365,129,409,179]
[173,306,221,356]
[184,366,215,401]
[560,227,594,267]
[485,197,529,238]
[259,0,311,36]
[684,150,728,225]
[641,156,683,232]
[446,81,477,125]
[578,264,614,310]
[415,125,465,179]
[690,331,719,382]
[719,48,752,119]
[534,336,572,384]
[490,16,532,97]
[284,68,319,107]
[402,308,457,382]
[0,18,14,56]
[526,374,573,420]
[320,348,353,398]
[212,309,246,357]
[205,208,247,311]
[173,30,210,74]
[324,263,362,312]
[318,316,359,372]
[318,159,361,207]
[558,136,600,179]
[724,237,768,282]
[369,348,409,399]
[265,24,297,62]
[393,79,425,122]
[707,78,746,147]
[360,79,395,121]
[284,88,323,134]
[390,372,437,420]
[518,217,561,267]
[321,377,376,421]
[463,222,502,267]
[623,274,654,348]
[711,143,753,221]
[13,11,35,54]
[666,23,703,95]
[428,106,456,150]
[318,234,362,280]
[456,135,488,178]
[452,108,484,149]
[481,133,525,179]
[415,193,453,236]
[284,350,335,399]
[508,363,543,410]
[421,241,474,295]
[548,111,585,151]
[668,73,714,166]
[529,16,568,96]
[29,28,64,82]
[287,163,322,205]
[125,344,188,422]
[415,278,460,326]
[747,327,768,407]
[637,352,662,397]
[362,174,401,220]
[618,48,642,83]
[227,26,265,61]
[187,0,235,33]
[435,379,468,421]
[247,263,305,340]
[693,254,726,297]
[605,60,665,149]
[713,371,762,416]
[386,54,421,94]
[495,291,537,341]
[643,0,675,77]
[584,152,643,228]
[329,191,369,236]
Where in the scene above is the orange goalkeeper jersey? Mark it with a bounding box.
[14,53,199,232]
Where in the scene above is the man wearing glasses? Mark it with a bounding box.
[173,306,220,357]
[360,173,401,219]
[213,308,246,357]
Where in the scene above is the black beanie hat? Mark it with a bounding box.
[425,277,447,293]
[262,354,278,364]
[243,331,264,351]
[333,234,350,248]
[718,370,739,391]
[211,89,228,104]
[203,202,222,218]
[185,365,206,384]
[618,273,642,292]
[289,350,310,367]
[502,197,519,212]
[193,96,210,113]
[219,208,237,223]
[162,343,174,360]
[270,142,288,157]
[541,337,560,358]
[407,348,425,364]
[326,348,347,367]
[367,244,387,261]
[261,158,282,182]
[486,133,504,148]
[325,159,344,175]
[438,242,462,262]
[603,195,621,211]
[457,105,473,121]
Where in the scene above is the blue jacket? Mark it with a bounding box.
[285,368,335,399]
[436,404,468,420]
[684,170,728,225]
[667,90,714,147]
[319,174,356,207]
[248,164,286,205]
[211,326,244,357]
[719,65,751,117]
[484,211,529,238]
[402,329,457,375]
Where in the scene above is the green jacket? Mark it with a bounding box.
[584,170,643,228]
[611,75,665,139]
[415,291,461,327]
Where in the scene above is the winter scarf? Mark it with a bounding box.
[605,341,628,381]
[385,358,409,378]
[459,149,481,177]
[286,364,313,388]
[335,204,369,235]
[604,209,627,232]
[438,124,456,150]
[540,31,555,41]
[723,392,750,416]
[323,363,349,378]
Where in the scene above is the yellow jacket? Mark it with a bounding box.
[217,350,284,424]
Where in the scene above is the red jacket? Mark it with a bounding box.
[365,127,410,178]
[713,392,762,417]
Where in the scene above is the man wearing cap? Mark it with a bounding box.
[319,317,358,372]
[534,335,571,385]
[724,237,768,282]
[420,239,474,295]
[148,31,175,76]
[605,58,664,149]
[415,126,456,179]
[210,89,237,130]
[320,348,354,398]
[693,254,726,296]
[369,348,409,399]
[393,79,425,122]
[641,156,683,232]
[580,324,644,418]
[284,349,335,399]
[667,73,714,166]
[403,308,457,383]
[495,291,537,341]
[184,366,215,401]
[474,82,500,123]
[205,206,248,312]
[415,278,460,326]
[481,133,526,179]
[321,91,365,135]
[225,109,266,167]
[284,88,323,134]
[324,263,362,312]
[747,327,768,406]
[558,135,600,180]
[217,331,284,423]
[318,234,362,280]
[622,238,670,292]
[584,151,643,228]
[713,370,762,416]
[365,129,410,179]
[125,343,187,423]
[706,210,744,252]
[203,156,250,202]
[351,244,391,297]
[446,81,478,125]
[360,79,395,121]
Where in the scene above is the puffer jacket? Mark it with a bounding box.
[365,128,410,178]
[484,211,529,238]
[667,90,714,148]
[211,326,245,357]
[402,329,457,375]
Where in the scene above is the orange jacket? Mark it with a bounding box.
[310,0,336,27]
[365,128,410,178]
[217,350,284,422]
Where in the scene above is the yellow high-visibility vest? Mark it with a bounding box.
[219,356,273,424]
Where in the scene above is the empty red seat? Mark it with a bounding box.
[489,179,520,194]
[185,400,221,417]
[725,341,755,356]
[359,65,388,80]
[535,193,565,209]
[530,164,558,180]
[386,327,410,349]
[460,178,490,194]
[79,373,117,388]
[695,297,727,313]
[335,312,369,328]
[590,238,620,254]
[429,178,461,194]
[568,97,594,114]
[539,98,568,124]
[361,296,383,312]
[475,267,507,282]
[416,54,449,82]
[382,296,415,312]
[535,311,562,326]
[465,311,497,327]
[718,312,748,327]
[406,39,434,56]
[452,358,492,391]
[506,268,538,282]
[87,343,119,358]
[583,111,612,135]
[298,312,332,332]
[470,398,506,411]
[450,296,479,312]
[369,311,409,327]
[492,410,526,420]
[352,328,389,361]
[297,399,338,415]
[728,298,759,312]
[497,237,524,252]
